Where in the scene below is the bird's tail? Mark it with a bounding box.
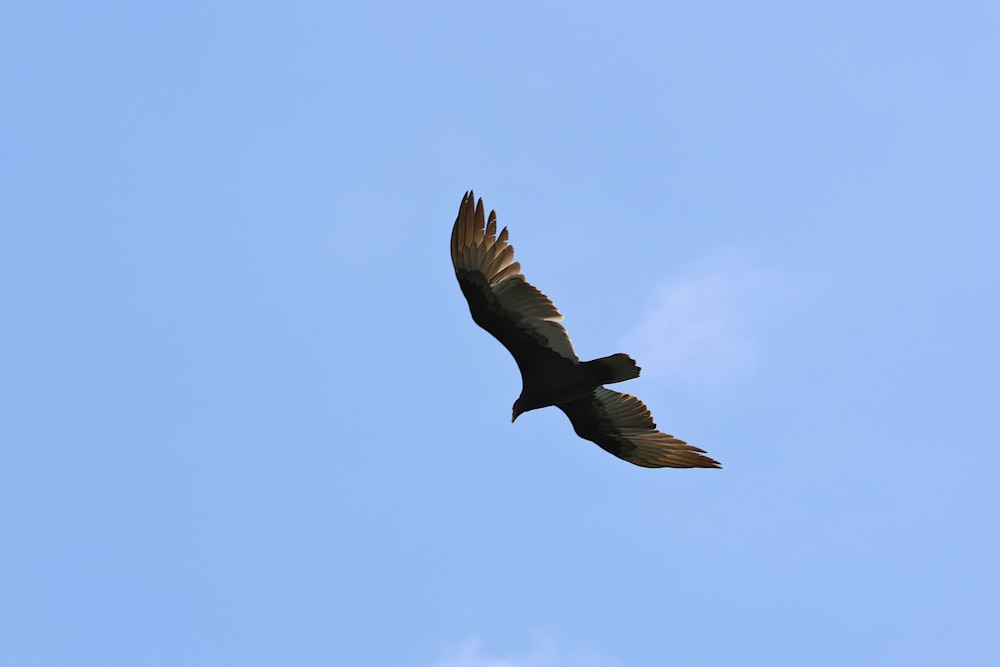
[582,353,641,386]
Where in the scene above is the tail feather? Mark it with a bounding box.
[582,353,641,386]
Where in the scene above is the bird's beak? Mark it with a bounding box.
[511,410,519,423]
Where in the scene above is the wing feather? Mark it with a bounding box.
[558,387,721,468]
[451,191,577,363]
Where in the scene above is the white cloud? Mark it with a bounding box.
[621,248,788,385]
[433,637,621,667]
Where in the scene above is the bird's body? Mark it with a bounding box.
[450,191,720,469]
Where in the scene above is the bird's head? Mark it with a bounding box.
[512,398,524,423]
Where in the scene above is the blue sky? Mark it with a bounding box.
[3,2,998,665]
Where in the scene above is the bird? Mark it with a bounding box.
[450,191,721,469]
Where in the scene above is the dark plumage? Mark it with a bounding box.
[450,191,721,469]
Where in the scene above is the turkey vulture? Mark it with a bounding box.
[450,192,721,469]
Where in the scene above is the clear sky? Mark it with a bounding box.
[3,2,998,666]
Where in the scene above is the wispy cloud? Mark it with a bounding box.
[621,248,788,386]
[433,637,621,667]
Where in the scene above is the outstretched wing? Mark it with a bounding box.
[451,191,578,369]
[558,387,721,468]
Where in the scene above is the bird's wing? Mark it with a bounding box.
[558,386,721,468]
[451,191,578,365]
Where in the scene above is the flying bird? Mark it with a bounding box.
[450,191,721,469]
